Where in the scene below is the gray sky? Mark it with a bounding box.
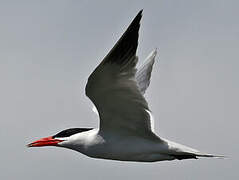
[1,0,238,179]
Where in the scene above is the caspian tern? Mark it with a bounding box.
[28,10,222,162]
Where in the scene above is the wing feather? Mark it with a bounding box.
[136,49,157,94]
[86,10,157,137]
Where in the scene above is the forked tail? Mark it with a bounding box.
[162,138,225,160]
[172,153,225,160]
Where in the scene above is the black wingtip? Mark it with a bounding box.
[139,9,143,15]
[101,10,143,65]
[125,10,143,32]
[131,9,143,25]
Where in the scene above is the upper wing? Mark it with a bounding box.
[91,49,157,116]
[85,10,156,137]
[136,49,157,95]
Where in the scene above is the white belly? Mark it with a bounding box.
[77,131,174,162]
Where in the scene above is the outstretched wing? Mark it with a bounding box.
[85,10,156,137]
[136,49,157,95]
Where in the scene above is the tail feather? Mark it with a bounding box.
[163,138,225,160]
[172,154,197,160]
[171,153,225,160]
[195,153,226,159]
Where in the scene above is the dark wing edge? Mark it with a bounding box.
[86,10,143,99]
[101,9,142,66]
[85,10,160,138]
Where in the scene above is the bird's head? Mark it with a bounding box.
[27,128,93,147]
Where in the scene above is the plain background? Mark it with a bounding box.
[1,0,238,179]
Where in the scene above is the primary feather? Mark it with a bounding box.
[86,10,156,138]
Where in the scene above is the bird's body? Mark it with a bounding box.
[28,10,221,162]
[60,128,201,162]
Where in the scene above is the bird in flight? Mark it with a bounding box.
[28,10,222,162]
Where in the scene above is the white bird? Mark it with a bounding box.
[28,10,222,162]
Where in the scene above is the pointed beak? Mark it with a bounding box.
[27,136,63,147]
